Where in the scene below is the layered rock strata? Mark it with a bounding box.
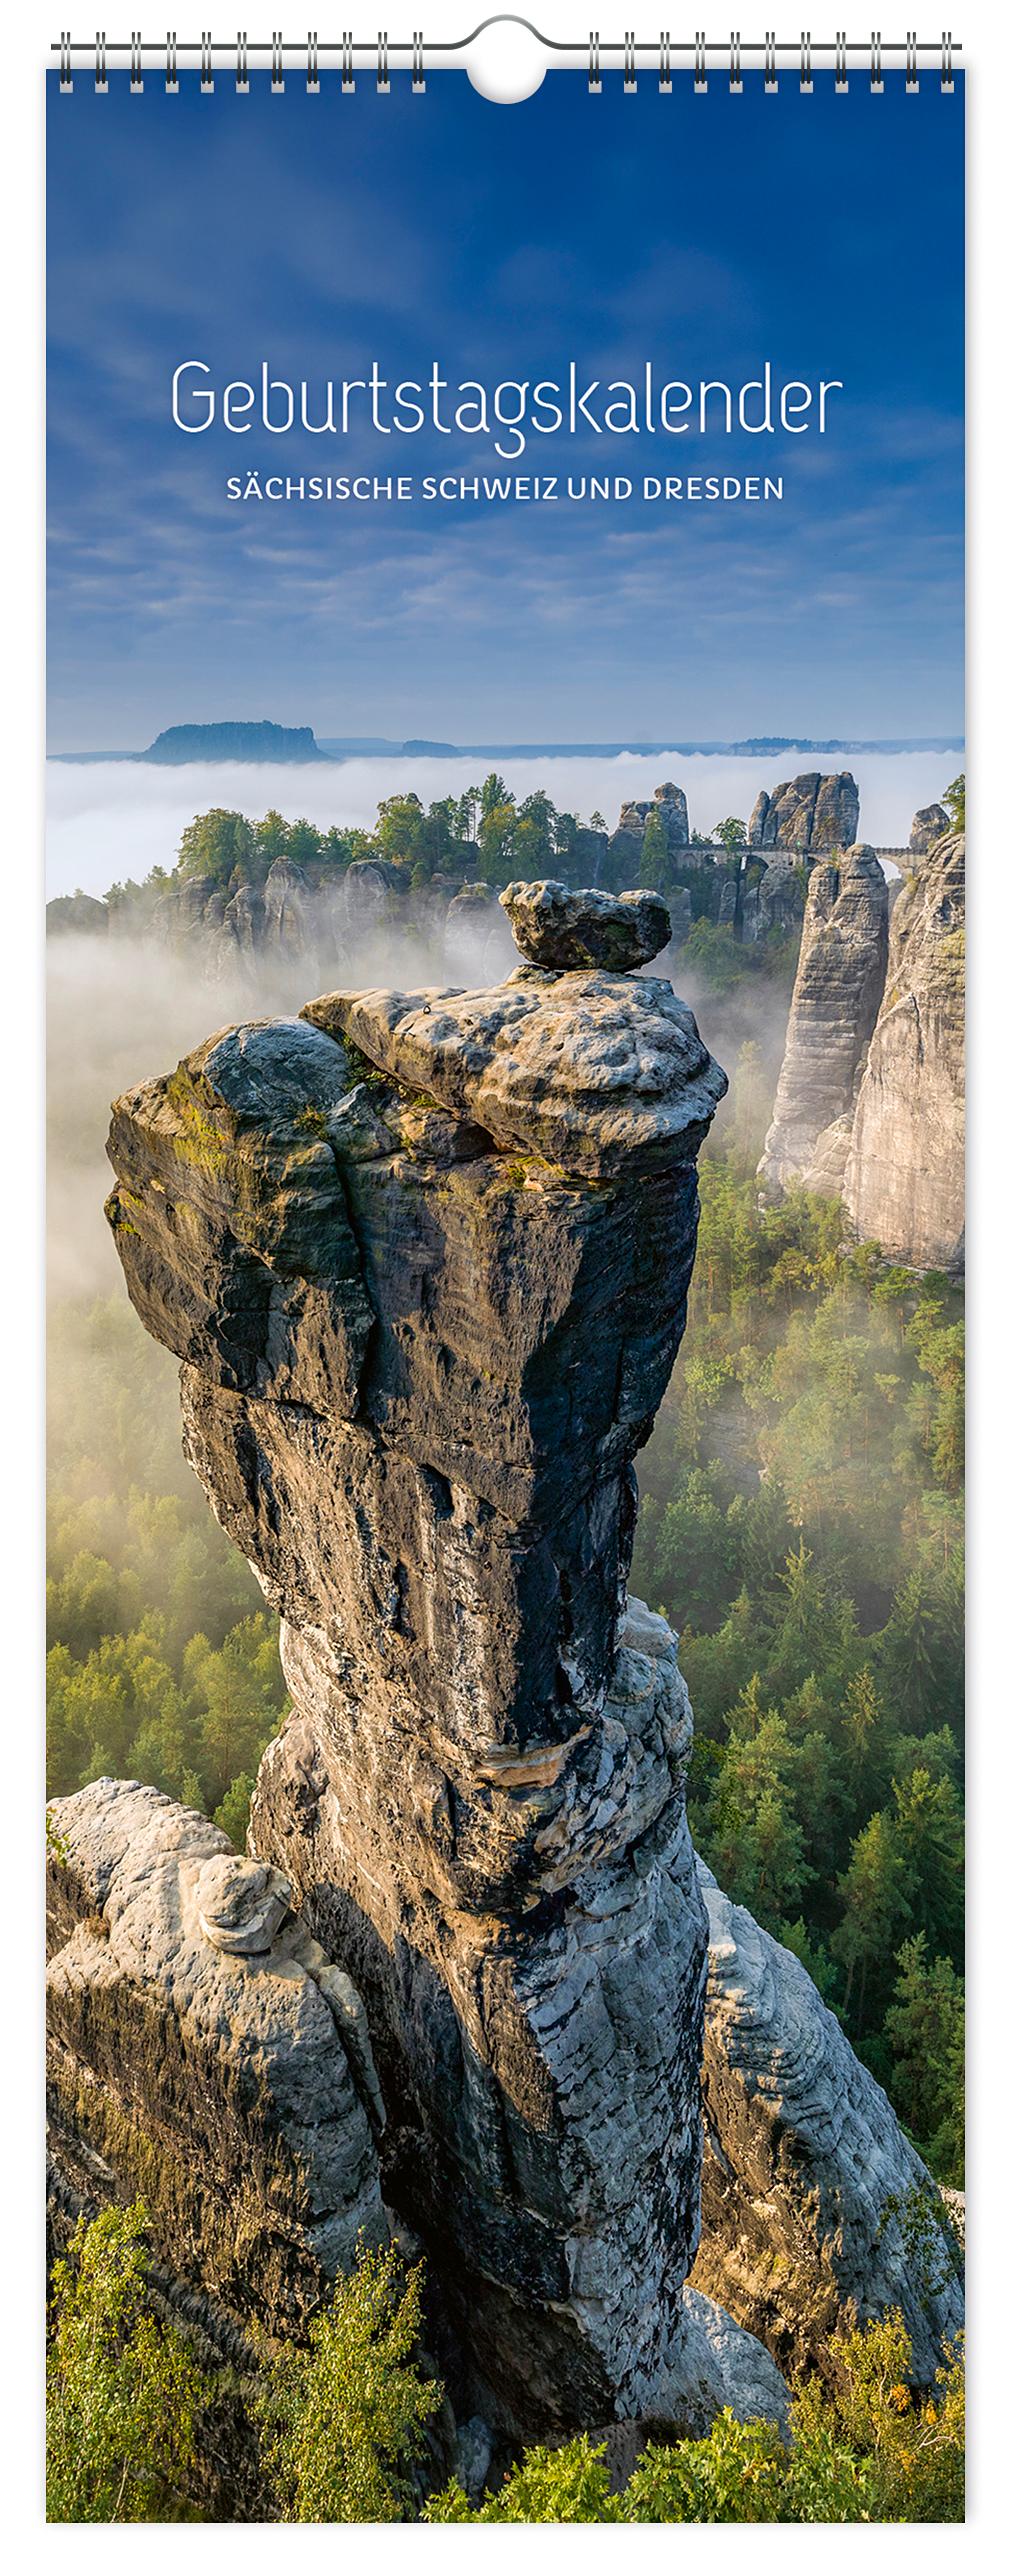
[46,1778,387,2343]
[759,830,965,1271]
[691,1867,964,2385]
[748,771,859,854]
[499,879,671,971]
[909,802,950,856]
[758,845,889,1195]
[842,830,965,1270]
[103,910,735,2430]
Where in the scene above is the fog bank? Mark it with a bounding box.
[46,748,959,901]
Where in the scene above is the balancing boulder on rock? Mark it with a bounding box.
[499,879,672,972]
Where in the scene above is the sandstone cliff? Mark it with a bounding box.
[757,846,889,1196]
[748,771,859,854]
[842,831,965,1270]
[47,1778,387,2347]
[691,1867,963,2387]
[759,831,965,1271]
[910,803,950,856]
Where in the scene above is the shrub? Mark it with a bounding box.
[425,2314,964,2523]
[256,2243,442,2522]
[47,2200,209,2522]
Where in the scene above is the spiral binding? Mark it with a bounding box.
[53,26,962,94]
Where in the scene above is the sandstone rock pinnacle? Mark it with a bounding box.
[748,770,859,854]
[102,914,733,2430]
[758,844,889,1197]
[758,831,965,1272]
[842,828,965,1269]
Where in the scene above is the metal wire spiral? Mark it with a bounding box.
[51,27,961,93]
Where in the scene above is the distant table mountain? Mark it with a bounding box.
[140,721,326,764]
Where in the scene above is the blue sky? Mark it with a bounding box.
[47,71,963,749]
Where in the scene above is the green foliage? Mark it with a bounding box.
[47,1299,286,1824]
[256,2245,442,2523]
[176,807,256,889]
[633,1134,963,2168]
[943,772,965,831]
[711,817,748,942]
[638,806,670,890]
[47,2201,210,2522]
[678,901,800,990]
[93,773,633,927]
[427,2434,618,2523]
[885,1937,965,2182]
[48,2196,962,2526]
[426,2315,963,2524]
[682,917,751,991]
[213,1769,257,1850]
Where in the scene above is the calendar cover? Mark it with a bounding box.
[46,51,965,2524]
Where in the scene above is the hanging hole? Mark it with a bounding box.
[467,22,548,102]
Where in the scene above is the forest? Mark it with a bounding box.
[632,1065,964,2183]
[48,767,777,921]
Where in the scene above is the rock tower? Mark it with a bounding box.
[100,882,742,2430]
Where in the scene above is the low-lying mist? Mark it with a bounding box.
[46,746,959,901]
[47,914,789,1307]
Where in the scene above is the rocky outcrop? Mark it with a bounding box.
[102,901,741,2433]
[615,781,690,849]
[340,855,403,934]
[302,970,723,1179]
[759,829,965,1270]
[223,879,266,957]
[667,887,693,946]
[691,1867,964,2385]
[54,868,963,2439]
[758,846,889,1195]
[46,1778,387,2344]
[754,854,808,940]
[606,782,690,880]
[842,830,965,1270]
[910,802,950,856]
[748,771,859,854]
[142,721,323,764]
[499,881,671,972]
[443,881,503,982]
[46,888,110,936]
[262,856,312,954]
